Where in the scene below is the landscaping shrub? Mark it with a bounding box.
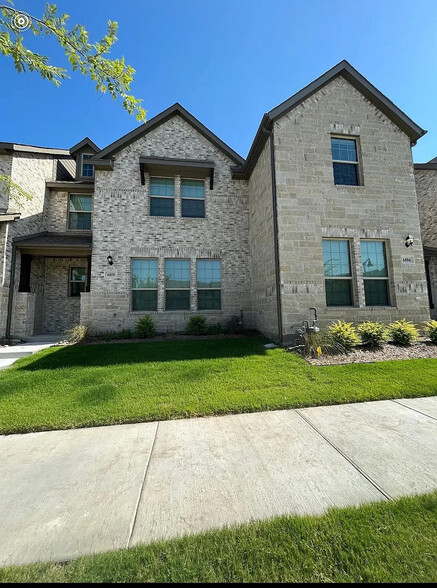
[135,315,156,338]
[63,324,88,344]
[302,330,346,357]
[357,321,388,347]
[186,315,207,336]
[389,319,419,345]
[327,320,359,351]
[226,315,244,334]
[206,322,222,335]
[424,320,437,344]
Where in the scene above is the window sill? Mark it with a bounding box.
[129,310,223,315]
[334,184,365,189]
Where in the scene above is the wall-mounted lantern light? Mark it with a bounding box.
[107,255,113,265]
[405,235,414,248]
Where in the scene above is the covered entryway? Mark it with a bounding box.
[424,247,437,319]
[10,233,91,337]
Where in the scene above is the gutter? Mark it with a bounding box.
[262,123,283,344]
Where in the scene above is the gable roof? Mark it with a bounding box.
[69,137,100,156]
[90,103,244,168]
[233,60,427,180]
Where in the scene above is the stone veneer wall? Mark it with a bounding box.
[83,115,252,334]
[273,75,430,336]
[248,138,279,339]
[415,168,437,318]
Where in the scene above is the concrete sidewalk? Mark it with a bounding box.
[0,397,436,568]
[0,336,62,370]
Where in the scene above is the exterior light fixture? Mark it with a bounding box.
[405,235,414,248]
[107,255,113,265]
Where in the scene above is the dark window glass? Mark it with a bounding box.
[69,194,92,230]
[198,290,221,310]
[81,154,94,178]
[165,290,190,310]
[331,138,358,162]
[181,180,204,198]
[131,259,158,289]
[150,178,174,196]
[331,138,359,186]
[165,260,190,289]
[333,162,358,186]
[132,290,158,311]
[364,280,389,306]
[150,197,174,217]
[322,240,353,307]
[360,241,388,277]
[323,240,351,277]
[325,280,352,307]
[182,199,205,218]
[70,266,86,296]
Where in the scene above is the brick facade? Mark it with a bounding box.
[0,63,435,340]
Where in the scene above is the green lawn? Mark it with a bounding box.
[1,492,436,583]
[1,336,437,435]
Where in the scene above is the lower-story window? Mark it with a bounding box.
[197,259,221,310]
[165,259,191,310]
[360,240,390,306]
[131,259,158,311]
[322,239,353,306]
[69,266,87,297]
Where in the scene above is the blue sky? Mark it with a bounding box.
[1,0,437,162]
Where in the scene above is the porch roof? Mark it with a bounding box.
[13,232,92,257]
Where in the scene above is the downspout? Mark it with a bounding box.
[5,241,17,339]
[262,124,283,344]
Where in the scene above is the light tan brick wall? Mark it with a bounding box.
[85,115,252,334]
[273,75,430,336]
[248,138,279,339]
[415,169,437,248]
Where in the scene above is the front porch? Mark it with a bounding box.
[10,232,91,338]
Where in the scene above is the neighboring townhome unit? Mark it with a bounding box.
[0,60,432,342]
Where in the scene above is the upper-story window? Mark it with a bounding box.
[81,154,94,178]
[331,137,360,186]
[68,194,92,230]
[181,179,205,218]
[150,177,175,217]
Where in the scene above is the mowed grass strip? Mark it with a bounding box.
[1,336,437,434]
[1,492,436,583]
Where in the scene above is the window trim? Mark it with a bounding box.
[67,193,93,231]
[131,257,159,312]
[80,153,95,179]
[196,258,221,310]
[322,238,355,307]
[181,178,206,219]
[331,135,362,187]
[165,258,191,311]
[149,176,175,217]
[69,265,87,297]
[360,239,391,307]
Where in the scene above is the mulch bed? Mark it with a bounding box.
[293,341,437,365]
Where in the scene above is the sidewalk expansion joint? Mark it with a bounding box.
[390,399,437,421]
[126,420,160,548]
[295,409,392,501]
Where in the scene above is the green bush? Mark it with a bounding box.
[424,320,437,344]
[327,320,359,351]
[206,322,222,335]
[357,321,388,347]
[389,319,419,345]
[135,315,156,338]
[226,316,243,334]
[186,315,207,336]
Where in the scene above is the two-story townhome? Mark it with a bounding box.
[0,61,432,343]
